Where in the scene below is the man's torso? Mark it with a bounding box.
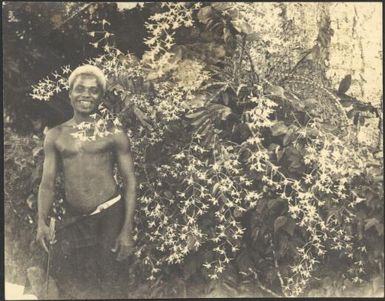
[54,121,119,214]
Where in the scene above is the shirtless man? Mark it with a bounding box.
[35,65,136,298]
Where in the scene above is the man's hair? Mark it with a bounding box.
[68,64,107,93]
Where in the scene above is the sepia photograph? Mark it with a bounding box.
[3,1,383,299]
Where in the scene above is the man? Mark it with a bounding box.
[35,65,136,299]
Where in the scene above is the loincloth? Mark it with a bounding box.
[54,193,122,251]
[27,193,130,299]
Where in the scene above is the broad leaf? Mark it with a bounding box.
[186,103,233,146]
[265,85,285,98]
[267,198,286,210]
[274,216,288,233]
[231,19,253,34]
[364,217,380,231]
[164,190,173,199]
[32,146,43,158]
[282,128,294,146]
[233,207,243,218]
[283,218,296,236]
[306,127,319,138]
[26,194,35,210]
[212,182,220,195]
[185,109,206,120]
[245,32,260,42]
[375,223,384,236]
[271,121,288,136]
[211,44,226,60]
[337,74,352,95]
[197,6,214,24]
[276,147,285,162]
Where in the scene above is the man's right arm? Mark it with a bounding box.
[36,128,59,252]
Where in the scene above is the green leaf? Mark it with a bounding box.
[31,165,42,185]
[211,2,233,11]
[187,103,233,143]
[274,216,287,233]
[26,194,35,210]
[211,44,226,59]
[218,192,227,204]
[223,26,233,45]
[267,198,286,210]
[188,93,206,109]
[185,110,206,120]
[146,70,161,81]
[232,123,251,143]
[365,218,380,231]
[205,18,216,32]
[191,113,210,128]
[277,233,289,259]
[233,207,243,218]
[231,19,253,34]
[221,93,229,107]
[207,20,223,33]
[337,75,352,95]
[32,146,43,158]
[164,190,173,199]
[268,143,280,153]
[271,121,288,136]
[236,84,247,96]
[212,182,220,195]
[197,120,212,137]
[132,106,153,130]
[282,128,294,146]
[218,106,232,121]
[186,235,197,251]
[283,218,296,236]
[203,129,215,146]
[306,128,319,138]
[375,223,384,236]
[276,147,285,162]
[265,85,285,98]
[245,32,260,42]
[197,6,214,24]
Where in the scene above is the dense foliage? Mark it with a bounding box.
[5,2,383,298]
[3,2,152,132]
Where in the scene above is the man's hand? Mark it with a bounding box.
[112,231,135,261]
[36,222,50,253]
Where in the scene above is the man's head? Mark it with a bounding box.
[68,65,106,115]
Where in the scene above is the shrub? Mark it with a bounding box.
[7,2,383,297]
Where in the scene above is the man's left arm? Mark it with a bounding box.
[114,131,137,261]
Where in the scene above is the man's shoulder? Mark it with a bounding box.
[44,121,70,140]
[111,127,131,149]
[46,120,74,134]
[45,126,61,137]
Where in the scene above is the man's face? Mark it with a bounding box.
[69,75,103,115]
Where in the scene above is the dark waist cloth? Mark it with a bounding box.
[26,194,129,299]
[59,191,121,224]
[55,194,123,251]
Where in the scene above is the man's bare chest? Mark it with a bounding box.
[55,131,114,158]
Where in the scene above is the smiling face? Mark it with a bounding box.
[69,74,103,116]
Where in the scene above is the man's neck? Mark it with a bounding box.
[72,113,94,124]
